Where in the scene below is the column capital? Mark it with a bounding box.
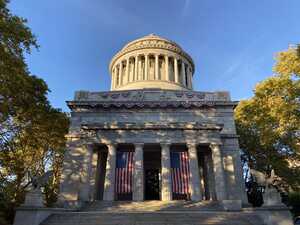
[209,143,222,150]
[134,143,144,149]
[105,143,117,150]
[186,142,197,148]
[160,143,171,149]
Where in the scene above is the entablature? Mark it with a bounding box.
[81,122,224,131]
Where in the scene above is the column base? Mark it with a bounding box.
[222,200,242,211]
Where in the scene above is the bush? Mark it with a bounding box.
[287,192,300,217]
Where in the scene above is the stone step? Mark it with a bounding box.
[41,211,264,225]
[83,200,224,212]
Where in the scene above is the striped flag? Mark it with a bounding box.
[115,151,133,194]
[171,151,190,197]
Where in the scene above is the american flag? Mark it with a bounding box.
[171,151,190,196]
[115,151,133,194]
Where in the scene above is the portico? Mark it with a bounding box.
[60,118,236,203]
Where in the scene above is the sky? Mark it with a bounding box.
[9,0,300,112]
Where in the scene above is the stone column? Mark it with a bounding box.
[155,54,159,80]
[110,70,114,90]
[188,69,193,89]
[181,61,186,87]
[103,144,117,201]
[138,57,142,81]
[78,144,94,201]
[133,143,144,201]
[114,67,118,88]
[164,55,169,81]
[125,58,129,84]
[174,58,179,83]
[129,59,134,82]
[204,153,217,200]
[210,143,227,201]
[145,54,148,80]
[118,63,122,86]
[161,143,172,201]
[187,143,202,201]
[59,137,83,204]
[134,56,138,81]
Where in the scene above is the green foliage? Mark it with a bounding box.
[0,0,69,224]
[287,192,300,216]
[235,46,300,192]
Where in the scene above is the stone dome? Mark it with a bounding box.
[109,34,195,91]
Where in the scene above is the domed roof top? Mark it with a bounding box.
[109,34,196,92]
[110,34,194,73]
[121,33,183,52]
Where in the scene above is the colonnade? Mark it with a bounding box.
[111,54,193,90]
[101,142,226,201]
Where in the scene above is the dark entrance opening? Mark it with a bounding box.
[145,169,160,200]
[95,146,108,200]
[197,145,216,200]
[143,145,161,200]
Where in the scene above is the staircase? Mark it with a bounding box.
[84,201,224,212]
[41,201,265,225]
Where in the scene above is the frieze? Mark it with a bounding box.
[73,90,231,102]
[81,122,223,131]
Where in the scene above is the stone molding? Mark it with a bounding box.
[81,122,223,131]
[220,134,239,138]
[74,90,231,102]
[70,89,235,110]
[68,100,237,111]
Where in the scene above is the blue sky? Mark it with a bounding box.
[9,0,300,112]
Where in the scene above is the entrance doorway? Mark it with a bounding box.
[143,145,161,200]
[95,148,108,200]
[145,169,160,200]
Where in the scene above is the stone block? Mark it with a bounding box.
[222,200,242,211]
[23,189,44,207]
[13,208,51,225]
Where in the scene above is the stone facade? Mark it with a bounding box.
[58,34,247,205]
[59,88,246,205]
[13,34,294,225]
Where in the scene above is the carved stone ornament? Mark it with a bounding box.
[80,129,97,138]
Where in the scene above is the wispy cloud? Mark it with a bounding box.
[181,0,190,18]
[219,34,267,84]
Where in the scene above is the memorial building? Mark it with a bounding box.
[14,34,293,225]
[59,34,247,205]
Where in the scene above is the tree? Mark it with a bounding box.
[235,45,300,192]
[0,1,69,224]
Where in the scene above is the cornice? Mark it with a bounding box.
[81,122,224,131]
[67,100,238,111]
